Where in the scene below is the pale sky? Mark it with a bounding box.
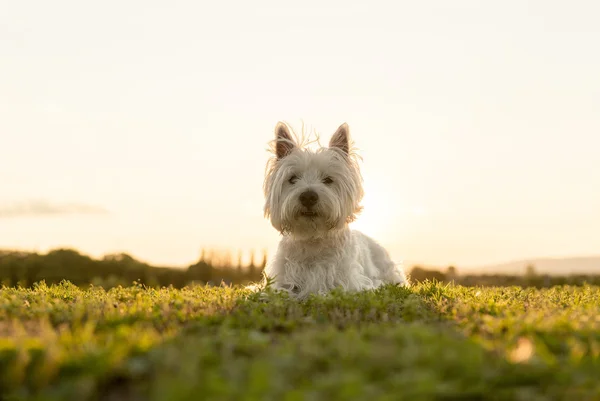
[1,0,599,269]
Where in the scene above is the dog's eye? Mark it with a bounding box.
[288,175,299,184]
[322,177,333,184]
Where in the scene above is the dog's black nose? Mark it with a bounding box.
[299,190,319,208]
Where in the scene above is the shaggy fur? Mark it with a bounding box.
[262,121,409,299]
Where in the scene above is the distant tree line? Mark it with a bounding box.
[408,264,600,288]
[1,248,599,289]
[0,248,265,289]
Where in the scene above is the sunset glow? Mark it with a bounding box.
[1,1,599,269]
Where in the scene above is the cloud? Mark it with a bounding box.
[0,200,109,218]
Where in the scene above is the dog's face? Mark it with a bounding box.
[263,122,364,239]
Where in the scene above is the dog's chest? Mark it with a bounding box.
[284,244,345,270]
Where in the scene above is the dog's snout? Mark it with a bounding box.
[299,190,319,208]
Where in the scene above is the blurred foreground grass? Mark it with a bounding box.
[1,280,599,400]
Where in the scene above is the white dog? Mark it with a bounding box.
[262,121,409,299]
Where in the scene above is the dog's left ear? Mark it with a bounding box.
[329,123,350,155]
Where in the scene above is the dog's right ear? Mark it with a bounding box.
[275,122,295,159]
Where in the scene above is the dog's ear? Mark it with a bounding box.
[329,123,350,155]
[275,122,295,159]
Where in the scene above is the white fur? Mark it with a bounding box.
[261,121,409,299]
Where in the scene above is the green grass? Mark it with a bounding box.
[1,280,599,400]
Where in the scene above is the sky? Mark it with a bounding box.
[1,0,599,269]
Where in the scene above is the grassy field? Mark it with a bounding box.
[1,280,599,400]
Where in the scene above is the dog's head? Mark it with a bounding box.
[263,122,364,239]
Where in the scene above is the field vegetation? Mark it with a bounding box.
[1,280,599,400]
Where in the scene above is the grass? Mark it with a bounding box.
[0,280,599,400]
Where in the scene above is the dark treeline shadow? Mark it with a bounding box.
[0,248,266,289]
[409,264,600,288]
[1,248,599,289]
